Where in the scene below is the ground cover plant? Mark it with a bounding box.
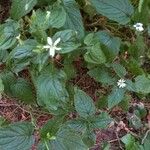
[0,0,150,149]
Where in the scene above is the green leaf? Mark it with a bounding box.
[30,4,66,31]
[35,68,69,111]
[10,78,35,104]
[62,0,85,39]
[38,128,88,150]
[91,0,134,24]
[63,119,87,134]
[90,112,113,129]
[134,75,150,94]
[84,43,106,64]
[0,71,16,95]
[0,122,35,150]
[96,31,121,56]
[40,117,63,139]
[108,87,125,109]
[74,89,96,118]
[53,30,81,53]
[7,40,37,73]
[8,40,37,60]
[121,134,141,150]
[88,67,114,85]
[10,0,37,20]
[84,33,98,46]
[112,63,127,78]
[143,132,150,150]
[0,49,8,63]
[0,20,19,50]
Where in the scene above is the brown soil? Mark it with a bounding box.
[0,0,11,23]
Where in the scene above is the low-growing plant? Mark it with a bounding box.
[0,0,150,149]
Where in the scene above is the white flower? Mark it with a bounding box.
[43,37,61,57]
[133,23,144,32]
[46,11,51,19]
[117,79,126,88]
[16,34,21,40]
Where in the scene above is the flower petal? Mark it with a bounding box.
[54,38,61,46]
[47,37,53,45]
[43,45,50,49]
[49,48,55,57]
[55,47,61,51]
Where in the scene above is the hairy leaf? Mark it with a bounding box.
[91,0,134,24]
[0,122,35,150]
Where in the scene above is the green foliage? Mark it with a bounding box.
[10,0,37,20]
[108,87,125,109]
[91,0,134,24]
[0,122,35,150]
[0,0,150,149]
[62,0,85,39]
[74,89,96,118]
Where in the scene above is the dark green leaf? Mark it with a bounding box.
[10,78,35,104]
[53,30,81,53]
[35,68,69,111]
[96,31,121,56]
[38,128,88,150]
[91,0,134,24]
[84,43,106,64]
[108,87,125,109]
[62,0,85,39]
[112,63,127,78]
[0,122,35,150]
[0,20,19,50]
[10,0,37,20]
[134,75,150,94]
[90,112,113,129]
[74,89,96,118]
[88,67,114,85]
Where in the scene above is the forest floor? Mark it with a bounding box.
[0,1,150,150]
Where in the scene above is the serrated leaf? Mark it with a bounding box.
[91,0,134,24]
[0,122,35,150]
[30,4,66,32]
[88,67,114,85]
[108,87,125,109]
[74,89,96,118]
[40,117,63,139]
[121,134,141,150]
[0,71,16,95]
[63,119,87,134]
[134,75,150,94]
[96,31,121,56]
[84,43,106,64]
[10,78,34,104]
[53,30,81,53]
[38,128,88,150]
[0,20,19,50]
[0,49,8,63]
[112,63,127,78]
[90,112,113,129]
[10,0,37,20]
[35,68,69,111]
[62,0,85,39]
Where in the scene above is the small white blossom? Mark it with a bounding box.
[133,23,144,32]
[16,34,21,40]
[46,11,51,19]
[117,79,126,88]
[43,37,61,57]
